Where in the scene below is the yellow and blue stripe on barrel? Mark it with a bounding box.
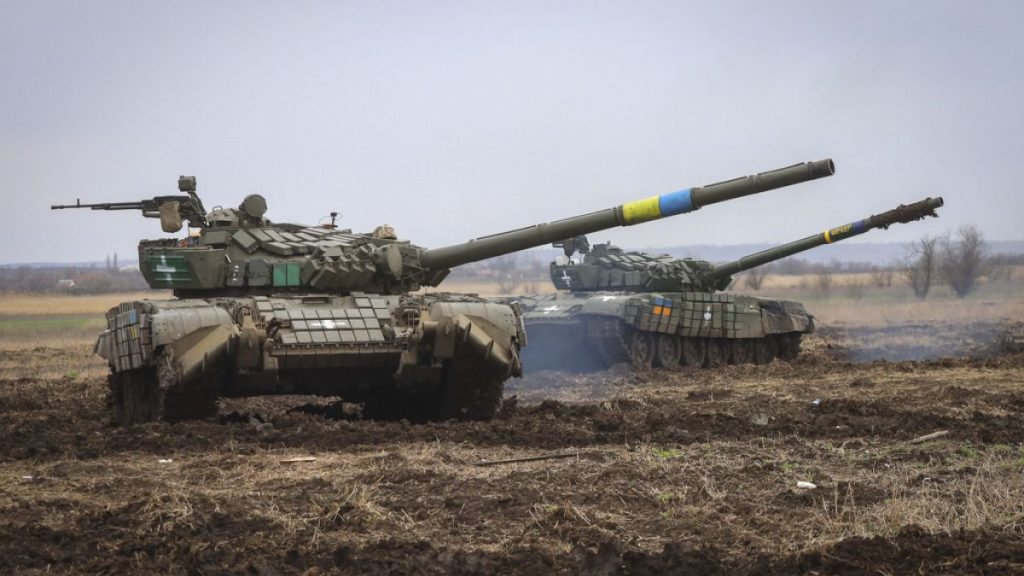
[823,219,868,243]
[622,189,694,224]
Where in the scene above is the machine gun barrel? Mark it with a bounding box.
[710,197,944,279]
[51,199,151,211]
[420,158,835,271]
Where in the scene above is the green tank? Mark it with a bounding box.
[51,159,834,424]
[518,197,943,372]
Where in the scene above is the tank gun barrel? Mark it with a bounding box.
[420,158,835,271]
[711,196,944,279]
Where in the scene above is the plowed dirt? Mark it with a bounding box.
[3,338,1024,574]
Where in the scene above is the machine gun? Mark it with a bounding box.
[51,175,208,232]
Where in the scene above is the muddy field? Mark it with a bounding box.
[1,327,1023,575]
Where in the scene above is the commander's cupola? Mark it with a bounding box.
[207,194,270,229]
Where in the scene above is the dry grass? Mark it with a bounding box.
[0,342,107,380]
[2,282,1024,572]
[0,292,167,316]
[0,292,167,351]
[755,265,1024,291]
[2,342,1024,572]
[811,297,1024,327]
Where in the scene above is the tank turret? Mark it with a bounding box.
[49,159,835,425]
[54,160,834,297]
[550,197,944,293]
[521,197,944,372]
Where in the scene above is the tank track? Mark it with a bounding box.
[107,350,222,425]
[362,359,504,422]
[524,316,803,373]
[110,350,505,425]
[634,325,801,369]
[438,359,505,421]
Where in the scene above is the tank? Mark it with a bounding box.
[518,197,944,372]
[51,159,834,424]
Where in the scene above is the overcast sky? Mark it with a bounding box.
[1,0,1021,264]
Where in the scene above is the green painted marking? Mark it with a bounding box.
[286,262,300,286]
[144,254,193,286]
[273,263,287,287]
[272,262,301,287]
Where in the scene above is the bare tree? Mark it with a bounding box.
[940,225,989,298]
[902,235,939,299]
[744,266,769,291]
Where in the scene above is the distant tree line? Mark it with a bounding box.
[0,266,149,294]
[448,253,550,280]
[770,258,880,275]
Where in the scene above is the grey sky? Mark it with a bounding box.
[1,0,1021,264]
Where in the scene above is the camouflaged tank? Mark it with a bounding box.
[519,197,943,372]
[51,160,833,424]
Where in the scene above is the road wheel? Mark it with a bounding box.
[627,331,655,370]
[730,339,754,365]
[704,339,729,368]
[680,338,706,367]
[655,334,682,368]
